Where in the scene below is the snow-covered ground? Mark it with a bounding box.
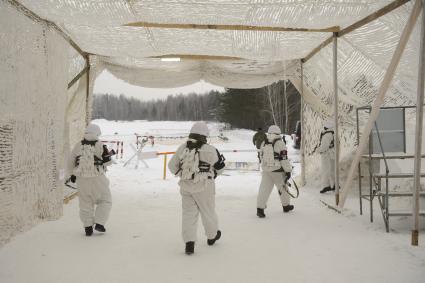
[0,120,424,283]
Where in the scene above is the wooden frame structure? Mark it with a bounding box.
[8,0,424,245]
[339,0,422,209]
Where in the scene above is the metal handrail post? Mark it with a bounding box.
[368,134,374,222]
[374,121,390,232]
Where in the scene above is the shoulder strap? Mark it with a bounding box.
[321,130,334,137]
[81,139,97,146]
[272,138,280,147]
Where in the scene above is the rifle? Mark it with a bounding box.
[64,177,77,190]
[278,173,300,198]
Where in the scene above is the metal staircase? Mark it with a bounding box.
[357,106,425,232]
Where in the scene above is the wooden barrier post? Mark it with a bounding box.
[163,154,168,180]
[121,141,124,159]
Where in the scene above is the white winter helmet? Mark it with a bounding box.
[85,123,101,138]
[323,120,335,129]
[190,121,210,136]
[267,125,281,135]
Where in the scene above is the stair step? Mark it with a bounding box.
[386,211,425,217]
[376,191,425,197]
[373,173,425,178]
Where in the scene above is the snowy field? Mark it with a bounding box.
[0,120,424,283]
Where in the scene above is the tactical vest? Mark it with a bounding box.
[178,146,212,183]
[320,130,335,149]
[261,139,283,168]
[178,144,225,182]
[73,140,106,177]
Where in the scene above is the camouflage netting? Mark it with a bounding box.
[0,1,69,245]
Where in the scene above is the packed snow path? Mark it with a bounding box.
[0,121,424,283]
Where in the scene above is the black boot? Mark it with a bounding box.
[257,208,266,218]
[185,241,195,255]
[330,186,336,191]
[320,186,332,193]
[95,224,106,233]
[207,230,222,246]
[283,205,294,213]
[85,226,93,236]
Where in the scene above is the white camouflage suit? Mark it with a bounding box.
[318,125,335,189]
[68,124,112,228]
[168,133,224,243]
[257,131,293,209]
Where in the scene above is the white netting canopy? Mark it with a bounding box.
[16,0,420,89]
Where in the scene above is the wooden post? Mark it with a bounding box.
[121,141,124,159]
[333,33,340,205]
[163,154,168,180]
[284,80,289,133]
[412,0,425,246]
[85,56,90,126]
[339,0,422,208]
[300,60,306,185]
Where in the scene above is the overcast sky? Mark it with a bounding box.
[93,70,225,101]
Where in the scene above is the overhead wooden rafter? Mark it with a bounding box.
[124,21,340,33]
[302,0,412,63]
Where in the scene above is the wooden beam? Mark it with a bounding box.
[63,191,78,204]
[67,65,89,89]
[302,0,412,63]
[339,0,412,37]
[124,21,340,33]
[301,36,333,63]
[299,60,306,186]
[338,0,422,209]
[411,0,425,246]
[7,0,86,58]
[149,54,246,61]
[332,33,340,206]
[85,55,90,126]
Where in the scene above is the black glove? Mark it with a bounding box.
[70,175,76,183]
[285,172,291,181]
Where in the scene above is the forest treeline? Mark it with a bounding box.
[92,80,300,132]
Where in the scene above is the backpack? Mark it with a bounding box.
[320,130,335,149]
[261,139,282,168]
[178,145,212,183]
[73,140,105,177]
[254,132,267,149]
